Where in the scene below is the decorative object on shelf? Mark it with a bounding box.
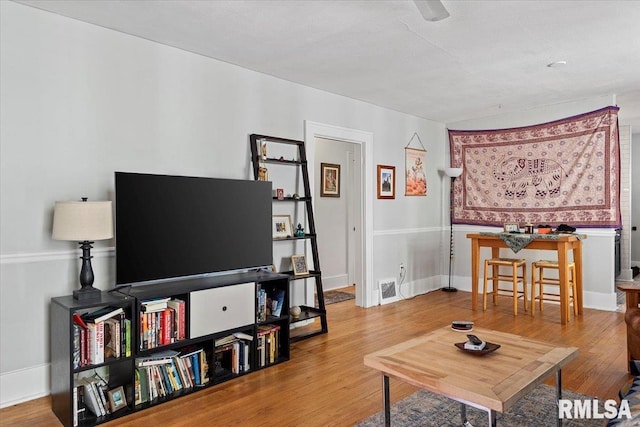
[276,188,284,200]
[320,162,340,197]
[260,140,267,160]
[272,215,292,238]
[405,132,427,196]
[291,254,308,276]
[52,198,113,301]
[442,167,463,293]
[258,166,268,181]
[294,223,305,238]
[107,385,127,412]
[524,223,534,234]
[503,222,519,233]
[290,305,301,318]
[292,193,300,200]
[378,277,400,305]
[376,164,396,199]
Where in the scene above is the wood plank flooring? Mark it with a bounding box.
[0,288,630,426]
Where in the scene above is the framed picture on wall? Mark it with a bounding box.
[377,165,396,199]
[272,215,292,239]
[321,163,340,197]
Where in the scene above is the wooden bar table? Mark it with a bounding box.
[467,233,585,324]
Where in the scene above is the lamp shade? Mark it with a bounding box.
[443,167,463,178]
[52,201,113,241]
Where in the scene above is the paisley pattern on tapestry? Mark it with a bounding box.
[448,106,620,228]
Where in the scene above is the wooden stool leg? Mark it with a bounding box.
[531,264,536,316]
[523,263,527,312]
[492,264,499,305]
[571,265,578,316]
[512,264,518,315]
[483,260,489,310]
[539,267,545,312]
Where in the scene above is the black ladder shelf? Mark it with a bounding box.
[250,133,328,342]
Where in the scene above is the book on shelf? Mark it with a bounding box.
[271,289,285,317]
[77,377,104,417]
[141,297,171,313]
[257,324,281,367]
[166,298,185,340]
[257,287,267,321]
[138,298,185,350]
[83,306,124,324]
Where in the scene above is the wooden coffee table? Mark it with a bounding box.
[364,327,578,426]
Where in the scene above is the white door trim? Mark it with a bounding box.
[304,121,374,308]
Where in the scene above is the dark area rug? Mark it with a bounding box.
[317,290,355,305]
[356,384,605,427]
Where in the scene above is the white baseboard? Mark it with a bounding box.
[0,363,49,408]
[322,274,349,291]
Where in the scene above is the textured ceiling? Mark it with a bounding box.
[17,0,640,128]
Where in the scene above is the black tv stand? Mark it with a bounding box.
[50,270,290,426]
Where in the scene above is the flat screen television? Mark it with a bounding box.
[115,172,273,287]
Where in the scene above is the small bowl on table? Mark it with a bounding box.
[537,227,552,234]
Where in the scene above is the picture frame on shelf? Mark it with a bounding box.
[258,166,268,181]
[320,163,340,197]
[503,222,519,233]
[107,386,127,412]
[272,215,292,239]
[377,165,396,199]
[291,254,309,276]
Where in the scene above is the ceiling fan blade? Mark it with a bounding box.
[413,0,450,22]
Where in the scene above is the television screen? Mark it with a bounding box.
[115,172,273,286]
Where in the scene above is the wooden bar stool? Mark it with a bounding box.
[531,260,578,319]
[483,258,527,315]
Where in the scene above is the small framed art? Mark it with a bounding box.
[107,386,127,412]
[503,222,519,233]
[377,165,396,199]
[291,254,309,276]
[272,215,292,239]
[321,163,340,197]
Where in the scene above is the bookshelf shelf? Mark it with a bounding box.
[250,133,329,342]
[51,271,290,426]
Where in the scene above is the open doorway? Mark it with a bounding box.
[304,121,374,308]
[314,137,361,302]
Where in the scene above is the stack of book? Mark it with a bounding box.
[73,307,131,369]
[139,298,185,350]
[73,374,110,423]
[214,332,253,376]
[134,348,208,405]
[256,324,280,368]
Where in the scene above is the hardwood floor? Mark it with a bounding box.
[0,288,630,426]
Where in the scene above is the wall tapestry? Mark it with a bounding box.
[448,106,620,228]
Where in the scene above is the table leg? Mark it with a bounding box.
[487,409,497,427]
[460,403,467,425]
[383,375,390,427]
[573,241,584,315]
[557,242,570,324]
[556,369,562,427]
[471,239,480,310]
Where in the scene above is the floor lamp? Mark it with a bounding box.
[442,167,463,292]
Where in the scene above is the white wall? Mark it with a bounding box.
[446,96,622,310]
[0,2,446,406]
